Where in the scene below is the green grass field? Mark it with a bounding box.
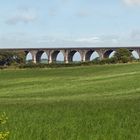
[0,63,140,140]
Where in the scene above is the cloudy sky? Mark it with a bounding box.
[1,0,140,48]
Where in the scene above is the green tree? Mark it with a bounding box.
[0,51,25,66]
[114,48,132,63]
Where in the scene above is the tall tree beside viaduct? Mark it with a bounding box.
[114,48,132,63]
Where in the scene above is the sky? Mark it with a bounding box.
[1,0,140,48]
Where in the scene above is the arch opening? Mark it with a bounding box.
[85,50,94,61]
[130,50,139,59]
[40,52,48,63]
[51,51,59,62]
[90,51,100,61]
[104,50,114,58]
[36,51,48,63]
[85,50,100,61]
[56,52,64,63]
[25,51,33,63]
[68,51,81,63]
[109,51,116,58]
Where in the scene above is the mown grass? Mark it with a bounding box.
[0,63,140,140]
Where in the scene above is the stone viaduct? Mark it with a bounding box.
[0,47,140,63]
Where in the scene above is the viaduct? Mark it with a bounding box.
[0,47,140,63]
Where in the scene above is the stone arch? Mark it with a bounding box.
[85,50,94,61]
[36,51,48,63]
[68,50,82,62]
[85,50,100,61]
[103,49,114,58]
[41,52,48,63]
[129,49,140,59]
[109,51,116,58]
[25,51,33,63]
[51,50,64,63]
[56,51,64,63]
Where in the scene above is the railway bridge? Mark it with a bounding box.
[0,47,140,63]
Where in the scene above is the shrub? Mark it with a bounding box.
[120,56,130,63]
[0,113,9,140]
[114,48,131,62]
[93,57,118,65]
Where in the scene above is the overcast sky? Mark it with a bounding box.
[1,0,140,48]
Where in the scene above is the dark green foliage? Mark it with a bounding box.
[96,57,118,64]
[0,51,14,66]
[114,48,132,63]
[0,51,25,66]
[19,62,82,69]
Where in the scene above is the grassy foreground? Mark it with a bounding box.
[0,63,140,140]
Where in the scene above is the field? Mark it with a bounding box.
[0,63,140,140]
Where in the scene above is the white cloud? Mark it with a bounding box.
[123,0,140,5]
[6,7,38,25]
[75,37,101,43]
